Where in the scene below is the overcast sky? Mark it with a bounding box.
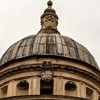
[0,0,100,67]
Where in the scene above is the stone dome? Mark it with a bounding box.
[0,28,98,70]
[0,1,100,100]
[0,0,99,71]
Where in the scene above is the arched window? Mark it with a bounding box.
[40,80,53,95]
[16,80,29,96]
[65,81,77,97]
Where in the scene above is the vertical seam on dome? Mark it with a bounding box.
[21,39,28,57]
[15,40,26,58]
[38,33,45,54]
[59,36,64,55]
[71,39,80,59]
[29,36,36,55]
[64,37,71,57]
[53,33,57,55]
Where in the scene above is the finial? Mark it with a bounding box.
[40,0,58,30]
[47,0,53,7]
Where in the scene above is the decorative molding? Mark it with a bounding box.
[0,95,90,100]
[41,61,54,82]
[0,64,99,84]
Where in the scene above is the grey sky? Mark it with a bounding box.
[0,0,100,67]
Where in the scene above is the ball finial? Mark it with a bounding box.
[47,0,53,7]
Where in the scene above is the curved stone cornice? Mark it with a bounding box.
[0,64,100,84]
[0,95,90,100]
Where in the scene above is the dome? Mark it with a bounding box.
[0,1,100,100]
[0,28,98,69]
[0,0,99,70]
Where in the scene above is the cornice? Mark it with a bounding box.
[0,64,100,84]
[0,95,89,100]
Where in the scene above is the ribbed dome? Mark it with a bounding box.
[0,0,99,70]
[0,28,98,69]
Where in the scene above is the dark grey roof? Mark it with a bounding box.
[0,28,99,69]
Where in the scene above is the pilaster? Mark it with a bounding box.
[7,80,16,97]
[29,77,40,95]
[80,82,86,98]
[54,77,64,95]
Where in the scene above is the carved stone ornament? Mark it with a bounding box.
[41,61,53,69]
[41,70,53,82]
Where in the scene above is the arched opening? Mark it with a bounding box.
[1,85,8,98]
[40,80,53,95]
[65,81,77,97]
[16,80,29,96]
[86,87,93,100]
[98,96,100,100]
